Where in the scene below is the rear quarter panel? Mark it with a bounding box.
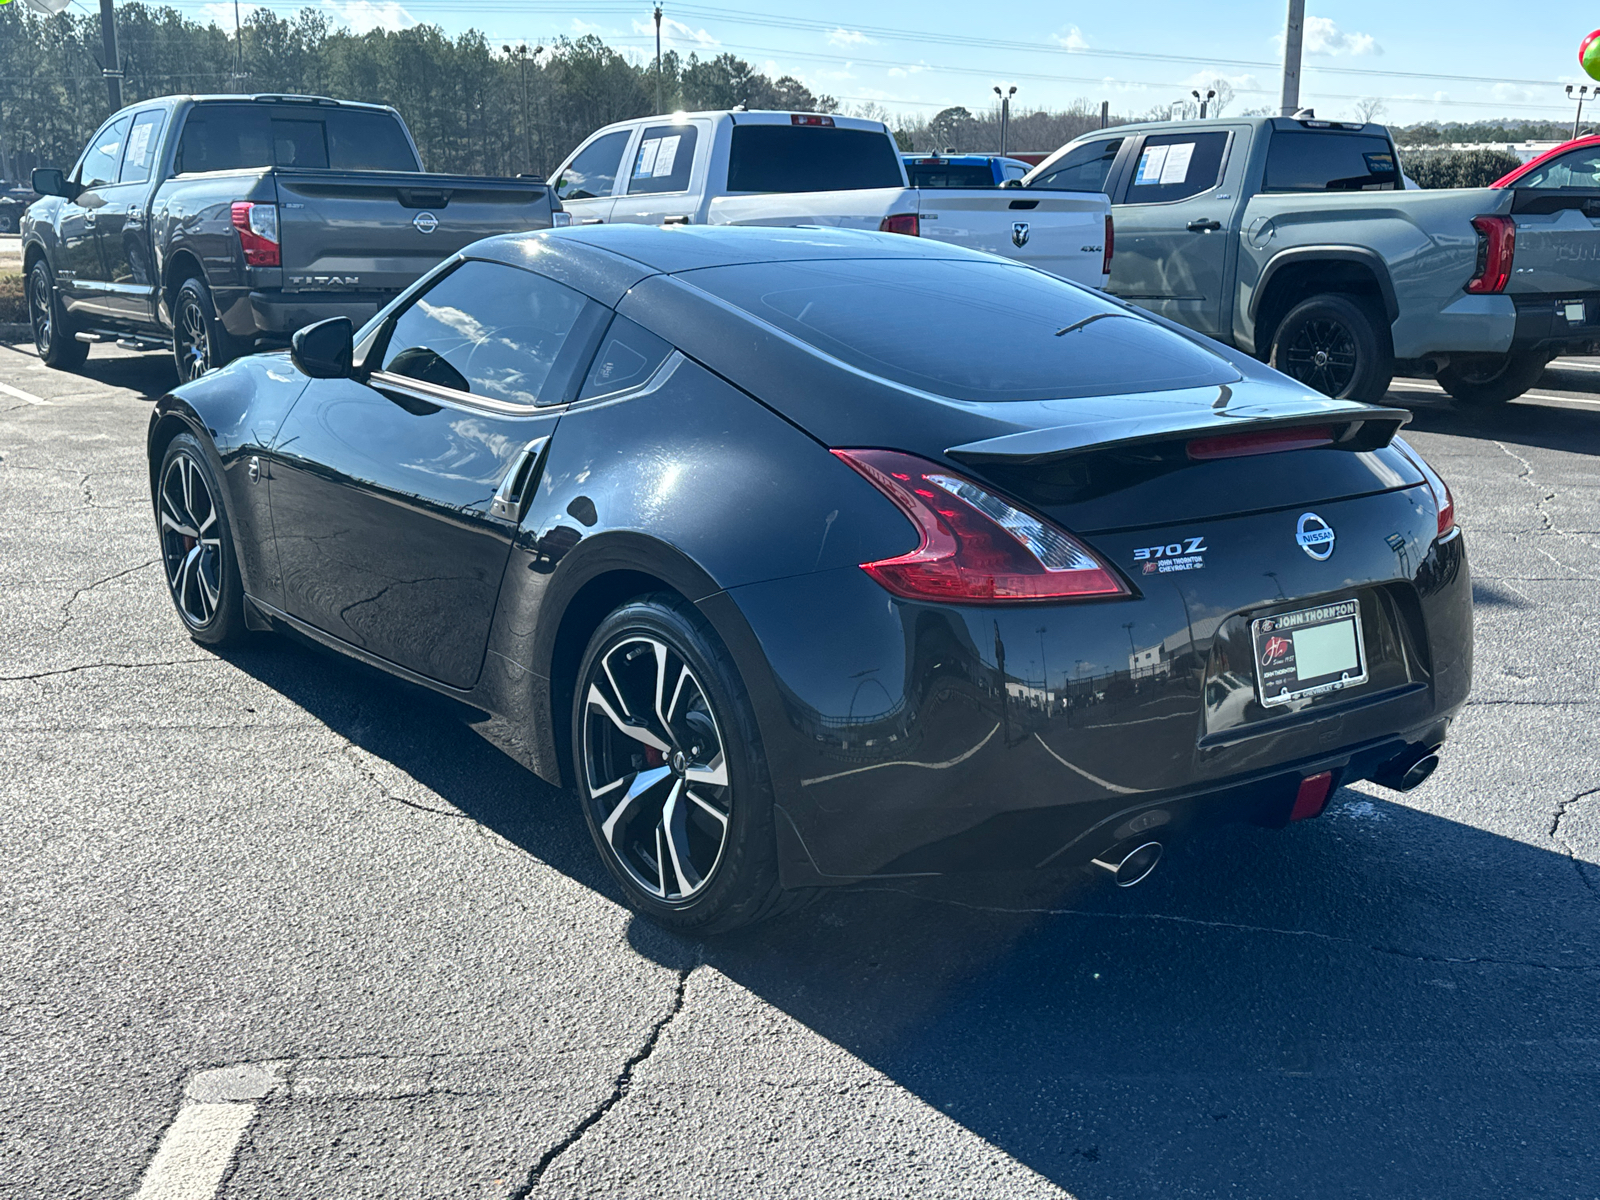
[151,168,273,329]
[1236,187,1515,358]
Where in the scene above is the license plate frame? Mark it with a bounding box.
[1250,599,1368,708]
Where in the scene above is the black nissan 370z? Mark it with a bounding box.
[147,224,1471,931]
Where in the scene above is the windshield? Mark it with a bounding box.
[682,257,1238,401]
[175,103,421,173]
[727,125,903,192]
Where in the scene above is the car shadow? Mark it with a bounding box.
[215,634,1600,1200]
[1391,382,1600,460]
[0,338,177,401]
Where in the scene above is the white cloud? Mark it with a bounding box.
[201,1,262,29]
[1301,15,1380,56]
[570,17,604,36]
[1490,82,1535,105]
[321,0,415,33]
[887,61,928,79]
[827,28,874,47]
[631,16,718,51]
[1053,26,1088,51]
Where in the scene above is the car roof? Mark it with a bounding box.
[476,223,987,278]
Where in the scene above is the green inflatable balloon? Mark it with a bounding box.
[1583,29,1600,81]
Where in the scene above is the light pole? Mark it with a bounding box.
[1192,88,1215,119]
[503,44,532,173]
[98,0,122,110]
[993,84,1016,156]
[1569,85,1592,140]
[1279,0,1305,116]
[1036,625,1049,706]
[654,6,664,114]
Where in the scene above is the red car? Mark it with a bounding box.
[1492,136,1600,188]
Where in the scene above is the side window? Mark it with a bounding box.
[118,111,167,184]
[78,116,132,188]
[380,261,590,407]
[579,316,673,400]
[1001,161,1028,182]
[1522,148,1600,189]
[1027,138,1123,193]
[1124,132,1229,204]
[626,124,698,195]
[556,130,632,202]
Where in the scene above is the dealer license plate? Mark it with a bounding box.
[1250,599,1368,708]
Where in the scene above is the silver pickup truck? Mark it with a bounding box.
[23,94,564,379]
[1025,116,1600,404]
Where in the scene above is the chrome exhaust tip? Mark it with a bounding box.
[1398,753,1440,791]
[1091,841,1164,888]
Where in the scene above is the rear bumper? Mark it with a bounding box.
[1510,291,1600,357]
[222,289,398,341]
[717,501,1471,889]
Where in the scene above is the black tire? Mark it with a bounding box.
[1436,350,1546,407]
[1268,293,1393,404]
[155,433,250,647]
[572,594,808,933]
[28,259,88,370]
[172,276,246,382]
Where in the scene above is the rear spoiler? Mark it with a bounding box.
[944,397,1410,466]
[1508,188,1600,216]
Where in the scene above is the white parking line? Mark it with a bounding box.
[0,379,48,406]
[132,1062,285,1200]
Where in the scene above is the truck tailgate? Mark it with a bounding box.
[914,189,1109,284]
[707,187,911,232]
[1507,189,1600,296]
[272,171,553,291]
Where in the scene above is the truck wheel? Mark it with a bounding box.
[1269,294,1393,404]
[1436,350,1546,407]
[572,594,812,933]
[28,260,88,370]
[172,277,245,382]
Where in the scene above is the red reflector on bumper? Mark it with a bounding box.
[1290,771,1334,822]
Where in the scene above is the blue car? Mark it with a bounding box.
[902,154,1032,188]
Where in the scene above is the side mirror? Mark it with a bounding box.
[32,167,77,200]
[291,317,354,379]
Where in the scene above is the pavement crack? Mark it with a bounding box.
[509,965,694,1199]
[860,889,1600,973]
[0,658,210,682]
[1493,439,1599,559]
[1551,788,1600,902]
[339,744,472,820]
[56,557,160,632]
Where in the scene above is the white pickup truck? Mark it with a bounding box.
[550,110,1112,287]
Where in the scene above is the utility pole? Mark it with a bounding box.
[1099,99,1108,129]
[1279,0,1304,115]
[98,0,122,111]
[234,0,243,78]
[503,44,532,173]
[654,5,663,114]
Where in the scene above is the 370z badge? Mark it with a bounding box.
[1134,536,1207,575]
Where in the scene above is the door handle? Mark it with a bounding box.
[1186,219,1222,232]
[127,203,141,215]
[82,211,96,227]
[576,217,605,226]
[489,437,549,522]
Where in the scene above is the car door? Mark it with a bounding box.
[1514,144,1600,188]
[1105,128,1245,338]
[267,258,607,688]
[94,108,166,327]
[610,120,704,225]
[551,127,634,225]
[59,114,131,320]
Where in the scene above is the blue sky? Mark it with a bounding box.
[178,0,1598,128]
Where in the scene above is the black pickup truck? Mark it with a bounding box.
[23,94,565,379]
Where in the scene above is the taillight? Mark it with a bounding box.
[879,212,919,237]
[831,448,1129,603]
[1465,215,1513,294]
[1187,424,1333,461]
[1393,436,1457,539]
[230,201,280,267]
[1102,213,1114,277]
[791,114,835,126]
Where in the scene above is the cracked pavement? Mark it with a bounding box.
[2,340,1599,1199]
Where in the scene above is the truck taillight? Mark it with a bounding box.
[1102,213,1114,277]
[1465,215,1513,294]
[879,212,919,237]
[831,449,1129,603]
[230,201,280,267]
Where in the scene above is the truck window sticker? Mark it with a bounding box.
[1159,142,1194,185]
[635,138,661,178]
[654,135,681,177]
[1135,145,1169,186]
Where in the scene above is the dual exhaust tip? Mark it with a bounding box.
[1092,841,1163,888]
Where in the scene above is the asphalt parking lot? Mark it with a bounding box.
[2,335,1597,1200]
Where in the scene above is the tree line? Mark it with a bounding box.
[0,2,840,180]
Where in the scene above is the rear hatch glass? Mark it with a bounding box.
[680,257,1238,401]
[175,103,420,173]
[907,163,996,188]
[727,125,903,192]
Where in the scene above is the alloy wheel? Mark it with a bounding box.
[159,452,224,626]
[176,297,211,382]
[582,636,733,903]
[1282,318,1357,396]
[29,266,53,356]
